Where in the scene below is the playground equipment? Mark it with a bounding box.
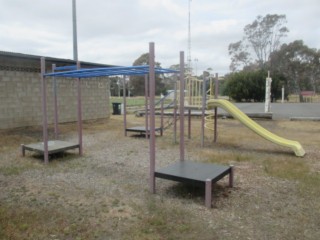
[173,68,306,157]
[21,42,234,207]
[149,44,234,208]
[21,51,178,163]
[21,63,81,161]
[207,99,305,157]
[124,86,177,137]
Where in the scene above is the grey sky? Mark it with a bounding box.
[1,0,319,75]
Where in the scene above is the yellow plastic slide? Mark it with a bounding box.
[207,99,305,157]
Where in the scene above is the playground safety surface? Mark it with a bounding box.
[1,116,320,239]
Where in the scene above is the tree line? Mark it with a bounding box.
[226,14,320,102]
[111,14,319,102]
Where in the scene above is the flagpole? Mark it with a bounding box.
[72,0,78,61]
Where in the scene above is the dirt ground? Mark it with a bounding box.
[0,115,320,240]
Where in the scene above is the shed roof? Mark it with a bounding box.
[0,50,115,68]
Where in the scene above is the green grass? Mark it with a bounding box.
[0,159,41,176]
[263,158,320,197]
[0,205,92,240]
[111,96,146,107]
[263,158,309,180]
[123,195,218,240]
[110,96,173,107]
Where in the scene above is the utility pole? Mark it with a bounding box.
[72,0,78,61]
[187,0,192,74]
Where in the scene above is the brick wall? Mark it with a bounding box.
[0,58,110,129]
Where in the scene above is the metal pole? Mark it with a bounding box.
[72,0,78,61]
[76,61,82,155]
[145,75,149,139]
[41,57,49,164]
[188,109,191,139]
[214,73,218,142]
[149,42,156,193]
[179,51,185,161]
[123,76,127,136]
[205,179,212,208]
[173,80,177,143]
[201,73,206,147]
[52,64,59,139]
[187,0,192,73]
[160,97,164,136]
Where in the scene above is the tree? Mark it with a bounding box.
[229,14,289,71]
[109,76,121,97]
[224,70,286,102]
[228,41,251,72]
[130,53,165,96]
[270,40,320,95]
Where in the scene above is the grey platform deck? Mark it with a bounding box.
[155,161,233,208]
[22,140,80,155]
[126,126,163,135]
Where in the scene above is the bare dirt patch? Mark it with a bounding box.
[0,116,319,239]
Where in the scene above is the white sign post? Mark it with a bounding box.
[265,71,272,113]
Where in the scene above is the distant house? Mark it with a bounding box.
[0,51,113,129]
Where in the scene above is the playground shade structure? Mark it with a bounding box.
[207,99,305,157]
[21,58,178,163]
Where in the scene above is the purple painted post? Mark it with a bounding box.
[123,76,127,136]
[205,179,212,208]
[179,51,185,161]
[201,74,207,147]
[145,75,149,139]
[21,144,25,157]
[76,61,83,155]
[188,109,191,139]
[229,165,234,188]
[214,73,218,142]
[52,64,59,140]
[173,80,177,143]
[149,42,156,193]
[41,57,49,164]
[160,98,164,136]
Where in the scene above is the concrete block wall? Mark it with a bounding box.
[0,69,110,129]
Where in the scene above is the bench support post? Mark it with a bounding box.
[205,179,212,208]
[229,165,234,188]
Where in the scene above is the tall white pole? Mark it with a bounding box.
[72,0,78,61]
[265,71,272,113]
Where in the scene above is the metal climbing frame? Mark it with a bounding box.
[21,48,178,164]
[149,44,234,208]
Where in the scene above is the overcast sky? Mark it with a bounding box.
[1,0,319,75]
